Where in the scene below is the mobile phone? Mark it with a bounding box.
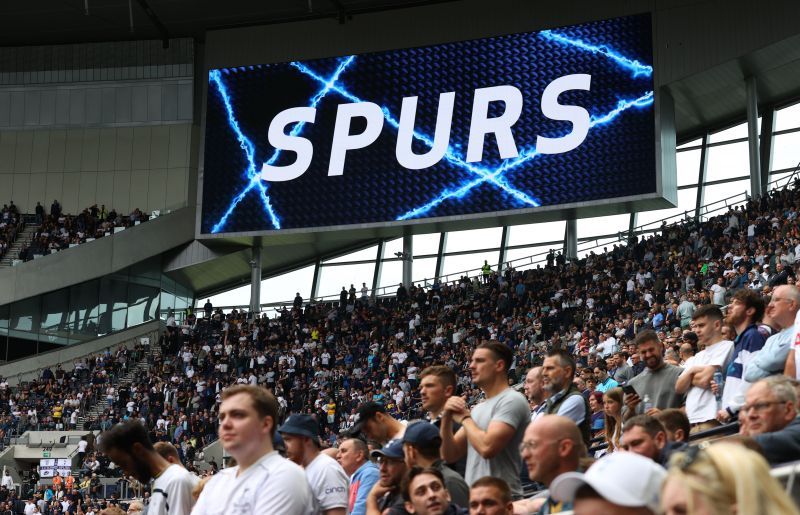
[622,384,637,396]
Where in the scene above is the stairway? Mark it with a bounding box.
[0,222,37,267]
[76,344,162,429]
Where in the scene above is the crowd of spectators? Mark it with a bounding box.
[19,200,149,262]
[1,181,800,513]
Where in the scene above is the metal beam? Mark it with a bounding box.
[310,257,322,300]
[249,244,261,318]
[133,0,170,48]
[760,107,776,190]
[371,241,384,299]
[695,133,709,219]
[434,232,447,280]
[498,226,509,272]
[402,235,413,287]
[746,76,762,197]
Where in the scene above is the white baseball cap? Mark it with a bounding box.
[549,452,667,512]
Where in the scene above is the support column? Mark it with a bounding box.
[564,219,577,261]
[434,233,447,281]
[760,108,775,190]
[746,76,762,197]
[371,241,384,299]
[402,234,413,287]
[498,226,510,272]
[310,257,322,300]
[628,212,638,243]
[695,134,709,219]
[249,241,262,318]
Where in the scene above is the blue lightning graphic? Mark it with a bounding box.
[209,57,356,233]
[207,28,654,230]
[539,30,653,78]
[396,91,654,220]
[290,62,541,208]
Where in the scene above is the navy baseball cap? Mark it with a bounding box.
[278,414,320,441]
[402,422,442,447]
[370,439,404,460]
[347,402,386,436]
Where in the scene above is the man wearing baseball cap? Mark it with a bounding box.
[549,452,667,514]
[279,414,349,515]
[402,422,469,508]
[365,440,408,515]
[349,402,407,444]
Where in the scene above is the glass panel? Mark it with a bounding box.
[40,289,70,341]
[317,263,376,301]
[411,257,436,285]
[99,275,129,334]
[262,264,314,304]
[771,132,800,172]
[636,187,698,229]
[677,138,702,151]
[709,121,748,143]
[577,236,620,259]
[413,233,440,257]
[775,102,800,132]
[382,238,403,259]
[701,180,749,218]
[507,221,565,247]
[10,296,40,333]
[69,280,100,337]
[705,141,749,182]
[204,284,249,312]
[325,245,379,264]
[127,283,159,327]
[445,228,501,253]
[441,251,499,282]
[378,260,403,293]
[578,213,631,239]
[0,304,9,362]
[677,148,701,187]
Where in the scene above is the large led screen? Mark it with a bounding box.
[201,13,655,234]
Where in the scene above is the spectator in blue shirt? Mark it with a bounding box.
[594,362,619,393]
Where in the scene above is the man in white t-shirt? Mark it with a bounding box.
[279,414,348,514]
[709,277,727,306]
[676,305,734,433]
[192,385,313,514]
[98,420,197,515]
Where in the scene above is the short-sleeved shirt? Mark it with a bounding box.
[466,388,530,498]
[627,364,685,415]
[149,464,199,515]
[305,453,348,513]
[681,340,734,423]
[192,451,313,515]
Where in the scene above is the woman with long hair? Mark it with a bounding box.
[662,442,800,515]
[603,387,623,453]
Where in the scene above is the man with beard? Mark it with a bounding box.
[279,414,348,515]
[541,350,591,446]
[98,420,198,515]
[623,331,685,421]
[716,289,767,422]
[366,440,408,514]
[402,468,467,515]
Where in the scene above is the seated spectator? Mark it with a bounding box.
[468,477,513,515]
[746,285,799,381]
[603,388,623,453]
[550,452,667,515]
[655,409,691,444]
[621,415,687,467]
[592,362,618,393]
[348,402,407,445]
[588,392,605,437]
[337,438,379,515]
[515,415,583,514]
[542,351,590,446]
[401,467,467,515]
[401,422,468,508]
[367,439,408,514]
[662,443,799,515]
[739,376,800,464]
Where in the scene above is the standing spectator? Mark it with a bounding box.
[366,440,408,514]
[401,422,469,508]
[623,331,685,421]
[717,289,767,422]
[440,342,530,497]
[418,366,466,476]
[402,467,467,515]
[675,306,734,433]
[709,277,727,306]
[337,438,378,515]
[348,402,406,445]
[522,367,548,422]
[468,477,513,515]
[98,421,198,515]
[192,385,313,514]
[541,350,591,446]
[592,362,618,393]
[278,414,348,515]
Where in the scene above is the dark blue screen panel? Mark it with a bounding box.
[201,13,655,234]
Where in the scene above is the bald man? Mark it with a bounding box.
[523,367,548,422]
[515,415,584,514]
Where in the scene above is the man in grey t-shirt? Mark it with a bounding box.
[623,330,685,421]
[440,341,530,499]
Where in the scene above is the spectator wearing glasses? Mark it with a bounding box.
[738,375,800,464]
[366,439,408,515]
[747,285,800,381]
[662,443,799,515]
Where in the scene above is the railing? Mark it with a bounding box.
[206,161,800,316]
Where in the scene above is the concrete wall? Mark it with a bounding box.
[0,206,195,306]
[0,321,161,386]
